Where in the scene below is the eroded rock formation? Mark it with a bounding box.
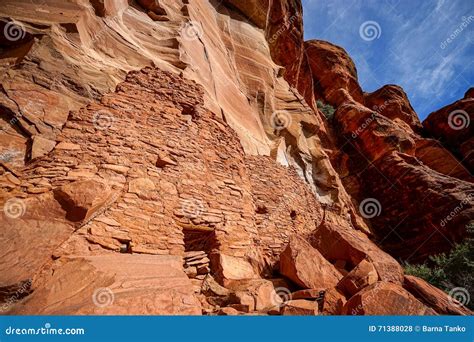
[300,40,473,261]
[423,88,473,173]
[0,0,472,315]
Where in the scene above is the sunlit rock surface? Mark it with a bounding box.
[0,0,472,315]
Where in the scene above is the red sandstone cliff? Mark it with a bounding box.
[423,88,473,173]
[0,0,472,315]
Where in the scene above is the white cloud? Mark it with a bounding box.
[302,0,473,118]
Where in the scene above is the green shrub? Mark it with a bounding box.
[316,100,335,120]
[404,222,474,309]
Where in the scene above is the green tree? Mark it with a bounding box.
[316,100,335,120]
[405,222,474,309]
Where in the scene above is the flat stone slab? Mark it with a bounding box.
[8,254,202,315]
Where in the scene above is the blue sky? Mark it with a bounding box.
[302,0,473,120]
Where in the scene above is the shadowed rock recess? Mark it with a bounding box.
[0,0,472,315]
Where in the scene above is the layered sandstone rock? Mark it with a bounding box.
[364,85,422,132]
[310,221,404,284]
[423,89,474,173]
[279,235,342,289]
[0,66,351,315]
[335,99,473,259]
[281,299,318,315]
[305,40,364,106]
[322,52,473,261]
[280,33,474,262]
[9,254,202,315]
[321,287,346,315]
[0,192,75,293]
[403,275,472,316]
[1,0,472,316]
[336,259,378,297]
[342,282,436,315]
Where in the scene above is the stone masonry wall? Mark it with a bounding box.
[4,67,256,260]
[2,67,335,282]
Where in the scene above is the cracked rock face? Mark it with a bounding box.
[423,88,474,173]
[299,39,473,262]
[0,0,472,315]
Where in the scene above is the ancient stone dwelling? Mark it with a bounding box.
[0,0,472,315]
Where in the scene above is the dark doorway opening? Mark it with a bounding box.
[183,227,216,252]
